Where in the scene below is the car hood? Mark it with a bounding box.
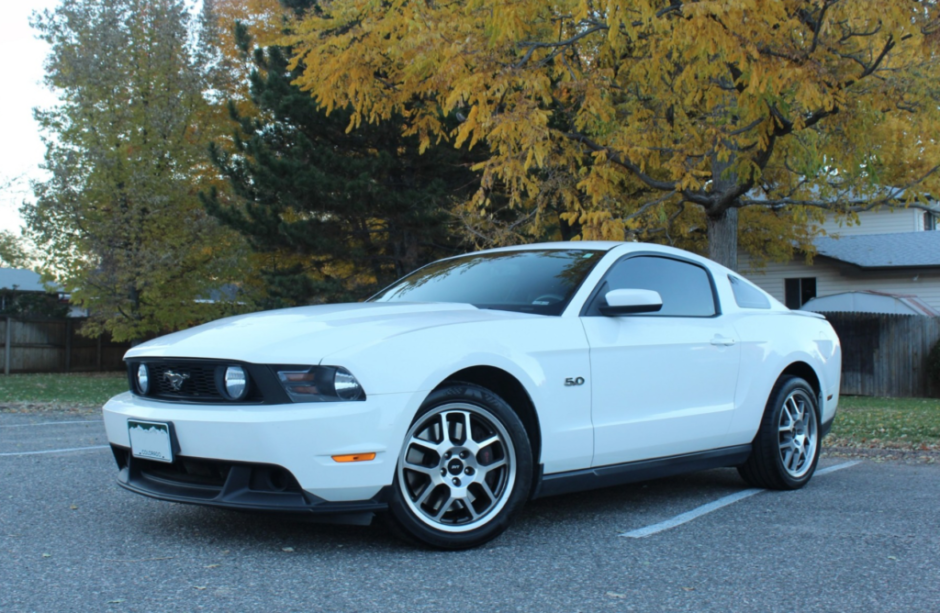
[126,302,539,364]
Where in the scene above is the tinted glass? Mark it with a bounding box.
[371,249,604,315]
[729,275,771,309]
[593,256,716,316]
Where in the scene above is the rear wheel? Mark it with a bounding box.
[738,376,820,490]
[386,383,532,549]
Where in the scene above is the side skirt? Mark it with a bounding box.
[532,445,752,499]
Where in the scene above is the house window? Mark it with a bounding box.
[925,211,938,231]
[784,278,816,309]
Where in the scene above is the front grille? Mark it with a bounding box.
[138,456,232,488]
[134,454,301,493]
[127,359,269,404]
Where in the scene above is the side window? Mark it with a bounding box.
[591,256,717,317]
[729,275,771,309]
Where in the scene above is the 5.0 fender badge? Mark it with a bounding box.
[565,377,586,387]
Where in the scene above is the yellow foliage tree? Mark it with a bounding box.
[287,0,940,269]
[204,0,290,103]
[215,0,287,47]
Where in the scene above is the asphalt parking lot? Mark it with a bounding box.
[2,412,938,613]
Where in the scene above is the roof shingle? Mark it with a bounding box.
[814,232,940,268]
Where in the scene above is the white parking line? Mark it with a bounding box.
[620,461,862,539]
[0,420,102,429]
[814,460,861,476]
[0,445,110,457]
[620,488,763,538]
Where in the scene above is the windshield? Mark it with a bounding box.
[370,249,604,315]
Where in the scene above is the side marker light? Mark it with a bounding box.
[332,453,376,463]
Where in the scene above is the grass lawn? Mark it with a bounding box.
[0,372,127,406]
[828,396,940,450]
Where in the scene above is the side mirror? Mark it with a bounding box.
[599,289,663,316]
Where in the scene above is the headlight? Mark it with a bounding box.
[276,366,365,403]
[136,364,149,394]
[224,366,248,400]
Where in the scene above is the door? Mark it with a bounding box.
[581,255,741,467]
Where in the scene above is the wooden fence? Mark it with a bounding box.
[0,317,129,374]
[824,313,940,398]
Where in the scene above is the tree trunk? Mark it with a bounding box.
[558,208,582,241]
[706,208,738,271]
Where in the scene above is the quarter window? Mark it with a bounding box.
[729,275,771,309]
[590,256,717,317]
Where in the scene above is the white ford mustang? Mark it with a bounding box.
[103,242,841,549]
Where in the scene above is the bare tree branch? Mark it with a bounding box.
[853,35,896,83]
[738,165,940,212]
[742,197,938,214]
[622,190,678,221]
[516,24,607,68]
[807,0,836,56]
[563,131,680,193]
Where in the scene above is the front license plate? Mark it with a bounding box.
[128,420,174,463]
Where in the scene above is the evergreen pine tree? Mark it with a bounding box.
[202,23,481,307]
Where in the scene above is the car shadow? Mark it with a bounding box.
[131,467,753,554]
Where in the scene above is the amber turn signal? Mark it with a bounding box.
[331,452,376,463]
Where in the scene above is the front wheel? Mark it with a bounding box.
[738,376,820,490]
[386,383,533,549]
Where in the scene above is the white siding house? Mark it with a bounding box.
[741,206,940,313]
[817,206,938,236]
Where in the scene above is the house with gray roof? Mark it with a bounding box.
[741,205,940,313]
[0,268,48,294]
[0,267,73,317]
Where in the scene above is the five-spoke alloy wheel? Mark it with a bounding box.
[738,376,821,490]
[387,383,532,549]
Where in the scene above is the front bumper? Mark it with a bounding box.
[820,383,839,439]
[103,390,421,504]
[111,445,389,520]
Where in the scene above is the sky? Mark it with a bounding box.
[0,0,60,236]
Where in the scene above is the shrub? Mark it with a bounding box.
[929,339,940,388]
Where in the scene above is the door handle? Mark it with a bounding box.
[710,336,736,346]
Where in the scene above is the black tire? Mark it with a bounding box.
[385,382,533,550]
[738,376,821,490]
